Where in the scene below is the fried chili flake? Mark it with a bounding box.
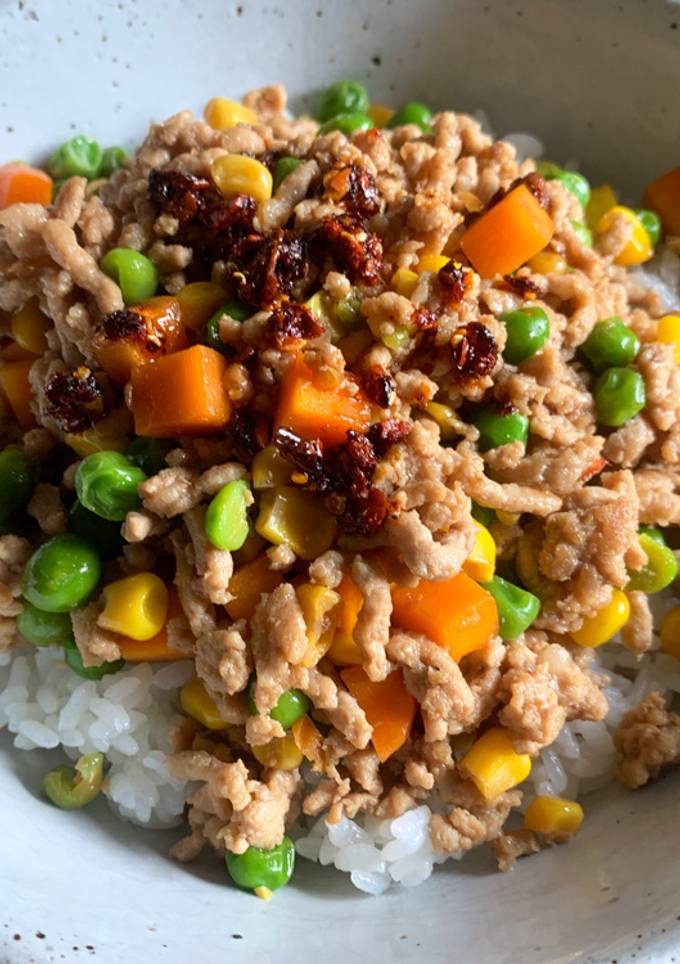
[274,427,326,486]
[148,170,212,225]
[323,163,380,219]
[410,305,438,333]
[102,309,145,341]
[367,418,412,456]
[229,410,270,464]
[438,260,473,306]
[339,486,388,535]
[267,302,323,349]
[501,273,540,300]
[273,425,403,535]
[488,172,548,213]
[450,322,498,384]
[360,366,395,408]
[44,367,104,433]
[230,229,309,308]
[314,214,383,285]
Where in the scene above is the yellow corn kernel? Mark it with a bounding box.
[98,572,169,642]
[366,103,394,129]
[570,588,630,648]
[64,406,134,458]
[656,314,680,364]
[327,633,363,667]
[180,677,226,731]
[660,604,680,660]
[251,445,292,490]
[524,795,584,835]
[254,886,273,901]
[204,97,258,130]
[252,732,304,771]
[418,253,449,274]
[390,267,418,298]
[462,520,496,583]
[296,583,340,667]
[495,510,521,526]
[210,154,272,204]
[459,727,531,801]
[527,251,568,275]
[586,183,617,230]
[255,486,337,561]
[10,298,51,355]
[424,400,460,441]
[175,281,228,332]
[595,206,653,266]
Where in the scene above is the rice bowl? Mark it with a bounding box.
[3,2,680,963]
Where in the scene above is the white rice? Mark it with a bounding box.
[0,644,189,828]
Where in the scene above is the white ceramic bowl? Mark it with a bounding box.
[2,1,680,961]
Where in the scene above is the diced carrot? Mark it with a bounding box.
[0,358,36,429]
[580,455,609,483]
[175,282,230,331]
[291,714,326,770]
[275,354,371,447]
[130,344,231,437]
[92,296,187,384]
[0,163,53,209]
[117,588,186,662]
[460,184,555,278]
[327,570,364,666]
[225,553,283,622]
[340,666,417,762]
[644,165,680,236]
[391,571,499,662]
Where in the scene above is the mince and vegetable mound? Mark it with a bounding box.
[2,80,680,895]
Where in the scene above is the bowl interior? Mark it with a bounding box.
[2,1,680,961]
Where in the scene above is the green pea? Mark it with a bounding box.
[126,437,168,477]
[500,306,550,365]
[593,367,646,427]
[226,837,295,892]
[317,113,373,136]
[627,532,678,594]
[68,500,123,559]
[203,299,251,352]
[580,318,640,372]
[272,156,302,192]
[471,502,495,529]
[16,600,72,648]
[481,575,541,640]
[571,220,593,247]
[334,290,363,328]
[22,534,101,613]
[473,407,529,452]
[63,636,125,680]
[99,146,127,178]
[638,524,666,546]
[315,81,369,123]
[204,480,251,551]
[381,326,412,351]
[0,448,33,528]
[634,208,662,248]
[75,451,146,522]
[537,162,591,209]
[247,679,311,728]
[100,248,158,306]
[387,102,433,132]
[48,135,102,180]
[43,752,104,810]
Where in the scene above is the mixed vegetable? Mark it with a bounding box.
[2,76,680,897]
